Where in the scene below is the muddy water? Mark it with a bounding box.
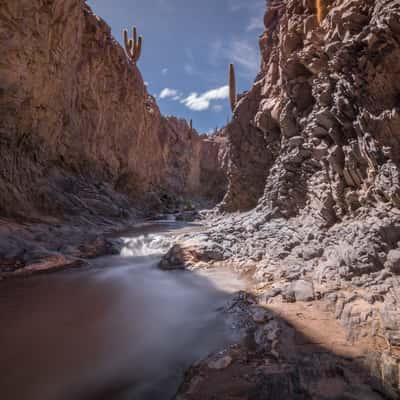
[0,221,246,400]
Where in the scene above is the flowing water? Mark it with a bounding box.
[0,221,247,400]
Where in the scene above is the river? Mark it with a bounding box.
[0,220,246,400]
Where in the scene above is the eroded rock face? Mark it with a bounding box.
[0,0,227,220]
[221,0,400,220]
[177,0,400,397]
[0,0,161,218]
[159,117,228,202]
[0,0,228,276]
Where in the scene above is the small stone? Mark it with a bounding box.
[385,250,400,274]
[290,280,315,302]
[252,308,269,323]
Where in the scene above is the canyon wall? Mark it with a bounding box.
[189,0,400,396]
[222,0,400,221]
[0,0,226,221]
[159,117,228,203]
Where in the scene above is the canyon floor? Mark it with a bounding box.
[0,214,397,400]
[161,209,400,399]
[2,0,400,398]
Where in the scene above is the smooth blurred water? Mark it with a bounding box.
[0,222,246,400]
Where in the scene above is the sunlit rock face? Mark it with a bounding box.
[0,0,227,220]
[159,117,229,202]
[211,0,400,396]
[221,0,400,220]
[0,0,160,218]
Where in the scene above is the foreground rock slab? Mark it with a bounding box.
[177,292,393,400]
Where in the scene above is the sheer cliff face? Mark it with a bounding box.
[159,117,228,202]
[222,0,400,224]
[0,0,162,218]
[0,0,226,220]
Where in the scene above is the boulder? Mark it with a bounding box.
[385,250,400,274]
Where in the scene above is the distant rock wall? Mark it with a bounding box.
[0,0,227,221]
[159,117,228,203]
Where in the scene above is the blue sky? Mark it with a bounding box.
[86,0,266,133]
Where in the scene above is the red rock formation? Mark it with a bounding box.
[0,0,227,221]
[0,0,227,276]
[158,117,228,202]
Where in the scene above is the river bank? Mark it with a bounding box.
[0,219,246,400]
[1,214,398,399]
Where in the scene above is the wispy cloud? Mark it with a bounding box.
[228,0,265,13]
[184,63,196,76]
[159,88,179,99]
[181,85,229,111]
[228,40,260,76]
[246,16,264,32]
[212,104,224,112]
[161,68,168,75]
[210,38,260,78]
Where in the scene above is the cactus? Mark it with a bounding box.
[316,0,324,25]
[123,26,142,63]
[189,119,193,132]
[229,63,236,112]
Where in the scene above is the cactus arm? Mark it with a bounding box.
[123,29,129,52]
[316,0,326,24]
[229,63,236,112]
[133,26,137,49]
[133,36,142,62]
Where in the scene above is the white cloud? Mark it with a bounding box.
[212,104,223,112]
[161,68,168,75]
[181,85,229,111]
[159,88,178,99]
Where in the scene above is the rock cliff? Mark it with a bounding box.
[0,0,226,222]
[0,0,227,276]
[159,117,228,203]
[175,0,400,397]
[222,0,400,218]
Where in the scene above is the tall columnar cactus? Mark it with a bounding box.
[123,26,142,63]
[189,119,193,132]
[229,63,236,112]
[316,0,323,25]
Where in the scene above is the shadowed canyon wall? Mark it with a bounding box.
[0,0,226,221]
